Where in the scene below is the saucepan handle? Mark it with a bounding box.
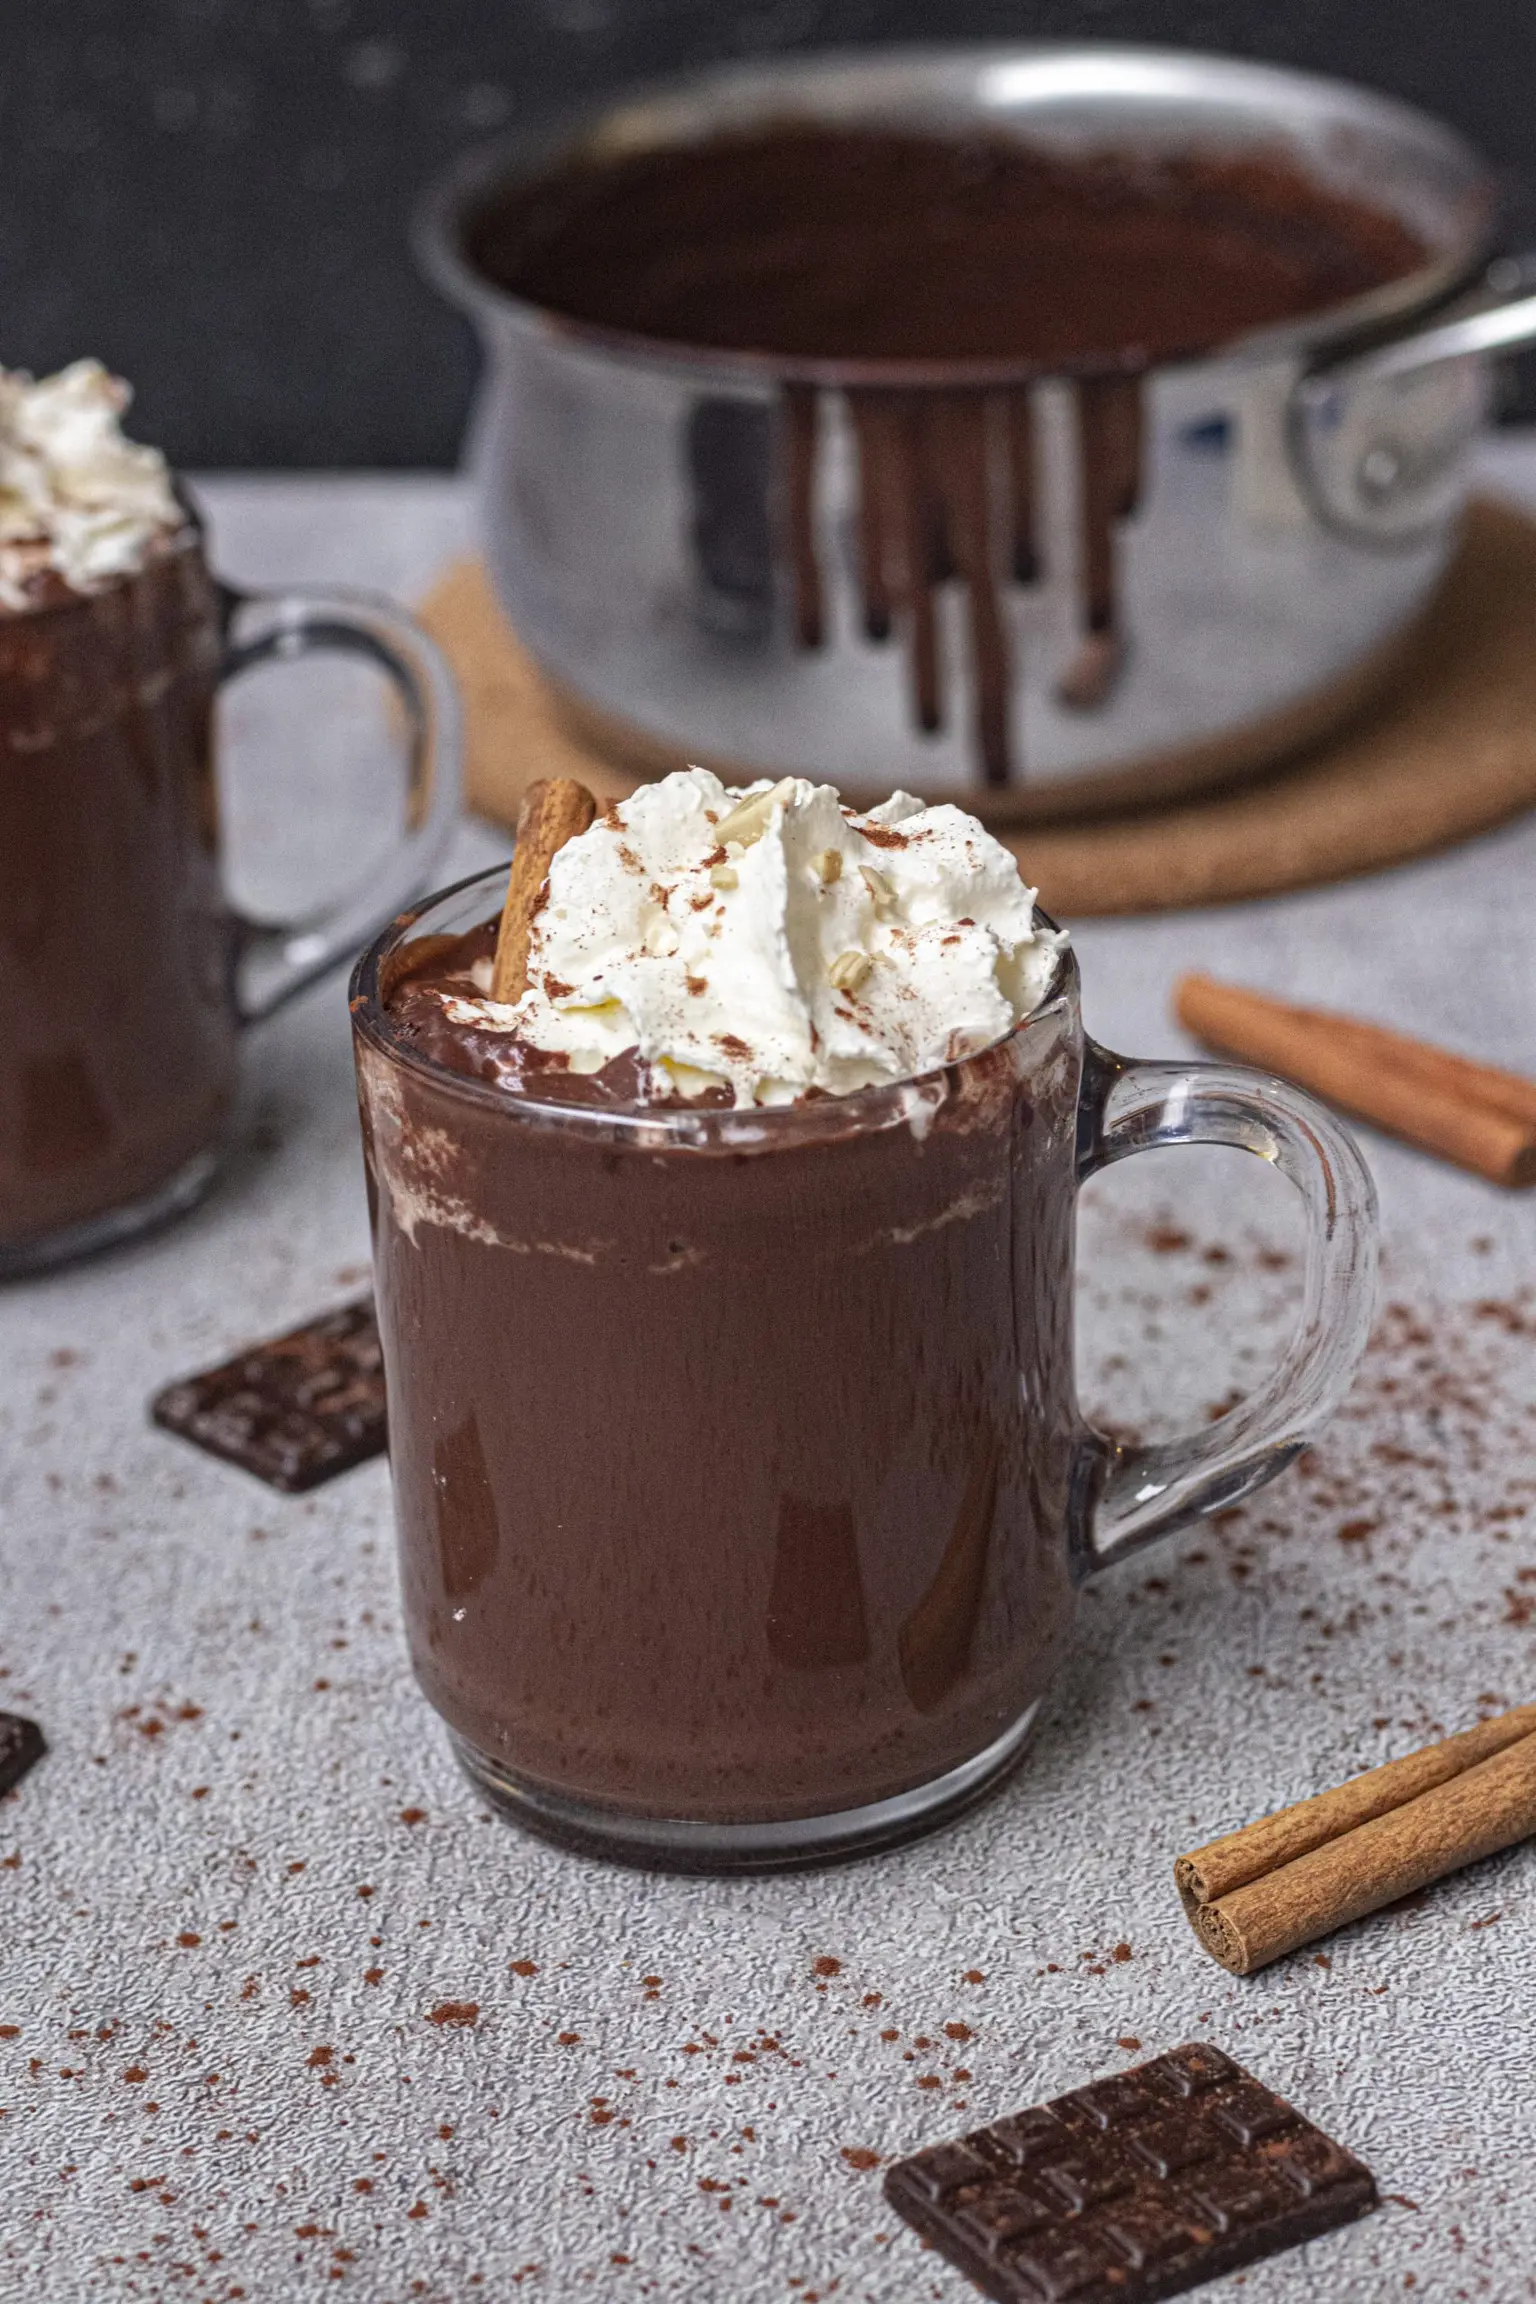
[1286,254,1536,547]
[1309,254,1536,388]
[218,584,462,1024]
[1069,1040,1378,1581]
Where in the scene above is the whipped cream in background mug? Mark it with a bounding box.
[352,784,1378,1869]
[0,359,185,608]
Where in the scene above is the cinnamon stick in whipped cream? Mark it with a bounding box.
[491,777,597,1003]
[1175,973,1536,1188]
[1177,1702,1536,1974]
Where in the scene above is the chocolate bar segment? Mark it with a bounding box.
[883,2043,1376,2304]
[0,1712,46,1798]
[151,1299,386,1493]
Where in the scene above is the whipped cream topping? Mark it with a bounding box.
[449,769,1066,1106]
[0,360,185,610]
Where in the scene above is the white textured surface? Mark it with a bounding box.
[2,471,1535,2303]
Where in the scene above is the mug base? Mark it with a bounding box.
[0,1145,220,1281]
[449,1700,1042,1873]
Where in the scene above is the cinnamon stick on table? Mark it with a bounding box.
[491,776,597,1003]
[1177,1702,1536,1975]
[1174,973,1536,1189]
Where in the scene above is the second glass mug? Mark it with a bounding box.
[354,867,1377,1871]
[0,505,460,1274]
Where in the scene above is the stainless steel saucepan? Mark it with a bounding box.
[419,44,1536,821]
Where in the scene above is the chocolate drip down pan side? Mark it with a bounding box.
[419,45,1521,820]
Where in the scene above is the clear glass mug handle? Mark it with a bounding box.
[1071,1040,1378,1579]
[218,585,463,1022]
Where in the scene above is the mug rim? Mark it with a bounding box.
[349,859,1079,1151]
[415,39,1493,394]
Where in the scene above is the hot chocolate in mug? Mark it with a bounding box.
[0,508,459,1273]
[353,866,1375,1870]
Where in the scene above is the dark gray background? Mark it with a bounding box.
[5,0,1535,466]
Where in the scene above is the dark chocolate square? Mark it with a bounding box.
[1064,2076,1161,2130]
[1100,2199,1196,2273]
[150,1299,386,1493]
[0,1713,46,1798]
[991,2108,1073,2168]
[1264,2127,1367,2201]
[1209,2080,1298,2147]
[1038,2150,1134,2213]
[1148,2043,1236,2099]
[952,2186,1054,2256]
[882,2043,1377,2304]
[1128,2117,1218,2180]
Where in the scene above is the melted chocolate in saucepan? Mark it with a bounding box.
[467,129,1426,784]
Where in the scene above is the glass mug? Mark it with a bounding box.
[353,865,1376,1871]
[0,512,459,1274]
